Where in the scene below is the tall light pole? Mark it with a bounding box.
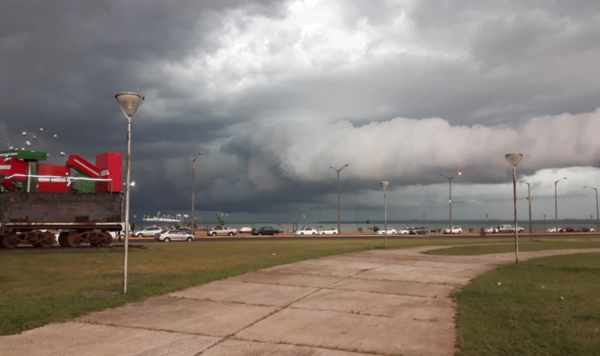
[440,172,462,231]
[555,177,567,233]
[188,152,202,237]
[381,181,389,247]
[330,164,349,234]
[506,153,523,264]
[115,92,144,294]
[520,181,533,241]
[583,186,599,234]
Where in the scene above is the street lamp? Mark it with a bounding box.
[555,177,567,233]
[188,152,202,237]
[330,164,349,234]
[520,181,533,241]
[115,92,144,294]
[506,153,523,264]
[440,172,462,231]
[381,181,389,247]
[583,186,599,233]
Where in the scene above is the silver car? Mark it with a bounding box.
[136,226,163,237]
[155,230,195,242]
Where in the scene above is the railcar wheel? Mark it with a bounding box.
[99,233,112,247]
[1,232,19,249]
[38,233,55,248]
[58,232,70,247]
[66,232,82,247]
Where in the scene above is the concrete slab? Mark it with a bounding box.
[170,281,318,307]
[263,264,364,277]
[201,339,370,356]
[291,289,455,322]
[77,296,279,337]
[328,277,456,298]
[355,268,473,286]
[236,308,455,356]
[0,322,220,356]
[396,259,495,273]
[228,271,344,288]
[292,258,387,270]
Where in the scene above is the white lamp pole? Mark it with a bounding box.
[115,92,144,294]
[506,153,523,263]
[583,186,599,234]
[188,152,202,237]
[330,164,349,234]
[520,181,533,241]
[381,181,389,247]
[555,177,567,233]
[440,172,462,231]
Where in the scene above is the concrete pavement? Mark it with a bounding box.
[2,245,600,356]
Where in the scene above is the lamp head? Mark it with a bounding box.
[505,153,523,167]
[115,92,144,118]
[381,181,390,190]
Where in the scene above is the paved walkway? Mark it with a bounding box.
[2,245,600,356]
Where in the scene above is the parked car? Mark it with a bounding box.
[484,226,498,234]
[497,225,514,233]
[546,227,560,233]
[410,227,429,235]
[376,228,397,235]
[155,230,194,242]
[443,226,463,234]
[207,226,238,236]
[580,227,596,232]
[318,228,339,235]
[398,227,410,235]
[135,226,163,237]
[294,227,317,235]
[251,226,281,235]
[560,227,575,233]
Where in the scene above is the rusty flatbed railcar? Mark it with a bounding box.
[0,192,124,248]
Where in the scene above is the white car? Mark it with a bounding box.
[398,228,410,235]
[294,227,318,235]
[546,227,560,233]
[135,226,163,237]
[154,230,195,242]
[318,228,338,235]
[484,226,498,234]
[443,226,463,234]
[376,228,397,235]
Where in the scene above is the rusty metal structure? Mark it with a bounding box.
[1,149,124,249]
[0,191,123,248]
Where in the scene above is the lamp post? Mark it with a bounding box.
[520,181,533,241]
[440,172,462,231]
[330,164,349,234]
[188,152,202,237]
[583,186,599,234]
[555,177,567,233]
[506,153,523,263]
[381,181,389,247]
[115,92,144,294]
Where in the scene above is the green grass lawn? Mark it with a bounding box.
[425,239,600,255]
[425,240,600,356]
[0,237,493,336]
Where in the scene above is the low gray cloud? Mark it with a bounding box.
[2,0,600,220]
